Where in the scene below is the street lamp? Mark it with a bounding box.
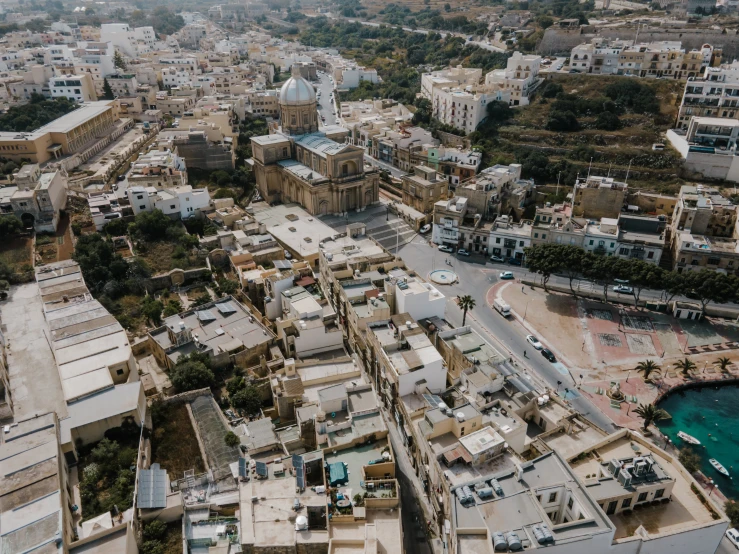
[557,380,562,392]
[523,299,531,322]
[626,370,631,383]
[579,374,584,388]
[709,480,718,497]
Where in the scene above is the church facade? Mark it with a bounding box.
[249,66,379,216]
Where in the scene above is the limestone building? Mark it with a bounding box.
[249,66,379,215]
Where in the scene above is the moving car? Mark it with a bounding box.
[725,528,739,549]
[508,258,522,266]
[613,285,633,294]
[420,224,432,234]
[457,249,471,257]
[439,245,455,253]
[526,335,543,350]
[490,255,504,263]
[541,348,556,362]
[499,271,514,280]
[493,300,511,317]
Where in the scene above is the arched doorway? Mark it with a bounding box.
[365,190,374,207]
[319,200,329,215]
[20,213,34,230]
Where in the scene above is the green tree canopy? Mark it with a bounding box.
[0,214,23,237]
[170,360,215,392]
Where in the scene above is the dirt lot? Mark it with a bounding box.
[0,236,32,274]
[151,403,205,481]
[135,241,205,274]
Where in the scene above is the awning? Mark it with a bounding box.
[442,446,472,466]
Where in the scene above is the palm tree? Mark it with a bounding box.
[674,358,697,377]
[635,360,661,381]
[634,403,669,432]
[714,356,732,374]
[457,295,476,326]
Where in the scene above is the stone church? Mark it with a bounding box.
[249,66,379,216]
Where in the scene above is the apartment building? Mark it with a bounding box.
[677,61,739,129]
[485,51,542,106]
[489,214,533,262]
[401,165,447,214]
[49,73,97,102]
[0,163,67,233]
[573,175,628,219]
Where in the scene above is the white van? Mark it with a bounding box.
[493,300,511,317]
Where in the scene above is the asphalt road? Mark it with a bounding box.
[315,72,338,127]
[717,536,737,554]
[394,236,619,433]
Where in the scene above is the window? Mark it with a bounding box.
[548,492,557,503]
[519,241,524,247]
[140,205,146,210]
[647,251,654,259]
[116,368,124,376]
[655,489,665,499]
[619,248,629,255]
[567,497,574,510]
[534,233,539,239]
[496,237,501,244]
[637,492,648,503]
[542,234,547,239]
[621,498,632,509]
[589,240,594,245]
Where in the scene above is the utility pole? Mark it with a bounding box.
[587,157,593,179]
[625,159,632,185]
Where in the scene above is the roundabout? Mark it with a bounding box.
[429,269,458,285]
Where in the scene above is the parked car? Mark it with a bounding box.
[613,285,633,294]
[726,528,739,549]
[117,174,126,182]
[284,250,292,259]
[439,245,454,253]
[499,271,514,280]
[457,249,471,257]
[489,255,504,263]
[526,335,543,350]
[420,224,432,234]
[508,258,522,266]
[541,348,556,363]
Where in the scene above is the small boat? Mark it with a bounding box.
[678,431,701,445]
[710,458,730,477]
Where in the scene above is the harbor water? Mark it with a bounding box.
[657,385,739,500]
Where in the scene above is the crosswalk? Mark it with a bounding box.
[319,204,417,252]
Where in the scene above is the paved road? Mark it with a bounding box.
[364,154,407,179]
[315,72,338,127]
[329,201,617,432]
[716,535,736,554]
[384,410,436,554]
[319,202,416,252]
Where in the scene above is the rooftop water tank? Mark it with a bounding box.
[506,531,522,551]
[492,532,507,552]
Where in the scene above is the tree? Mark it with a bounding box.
[191,293,212,307]
[595,111,622,130]
[714,356,732,373]
[143,521,167,542]
[660,271,686,305]
[485,100,510,124]
[635,359,660,381]
[583,255,614,303]
[170,360,215,392]
[142,541,165,554]
[102,77,115,100]
[163,299,182,317]
[113,50,127,70]
[104,216,128,236]
[546,110,579,132]
[524,244,562,291]
[674,357,696,377]
[129,210,175,241]
[0,214,23,237]
[539,81,563,99]
[444,2,451,10]
[560,246,586,296]
[224,431,240,448]
[678,447,702,473]
[536,15,554,29]
[231,384,263,415]
[457,295,475,326]
[726,500,739,528]
[141,296,163,326]
[628,261,662,305]
[686,269,737,311]
[633,403,668,432]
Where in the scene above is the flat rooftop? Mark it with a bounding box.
[251,202,336,257]
[453,451,614,550]
[569,433,719,539]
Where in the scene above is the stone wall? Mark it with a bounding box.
[539,26,739,59]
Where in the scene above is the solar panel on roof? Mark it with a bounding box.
[296,465,305,490]
[196,310,216,322]
[238,457,247,478]
[292,454,304,470]
[217,302,237,315]
[255,461,268,477]
[137,464,167,509]
[422,393,443,408]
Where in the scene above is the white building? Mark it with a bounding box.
[278,285,344,358]
[489,214,532,261]
[484,51,541,106]
[340,67,379,89]
[127,185,211,219]
[162,67,193,88]
[394,276,446,322]
[49,74,97,102]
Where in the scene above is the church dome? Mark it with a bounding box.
[279,65,316,106]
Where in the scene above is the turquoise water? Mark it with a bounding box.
[657,385,739,500]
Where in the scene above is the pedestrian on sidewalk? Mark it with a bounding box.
[524,350,527,358]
